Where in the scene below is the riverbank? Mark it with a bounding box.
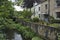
[0,19,43,40]
[0,30,23,40]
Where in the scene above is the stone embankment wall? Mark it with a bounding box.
[15,18,60,40]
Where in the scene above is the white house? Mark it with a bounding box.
[31,2,44,20]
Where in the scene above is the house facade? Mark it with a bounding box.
[31,2,45,20]
[49,0,60,20]
[31,2,48,20]
[41,0,60,20]
[31,0,60,20]
[40,1,48,20]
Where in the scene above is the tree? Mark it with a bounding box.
[0,0,14,18]
[32,37,43,40]
[22,10,32,18]
[23,0,43,8]
[23,0,34,8]
[23,0,35,12]
[14,0,23,6]
[0,0,14,29]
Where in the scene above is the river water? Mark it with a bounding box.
[14,32,23,40]
[0,30,23,40]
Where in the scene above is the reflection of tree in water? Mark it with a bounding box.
[0,31,6,40]
[5,28,14,40]
[4,28,23,40]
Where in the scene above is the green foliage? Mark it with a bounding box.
[32,17,39,22]
[15,25,36,40]
[23,31,35,40]
[53,20,60,23]
[13,10,32,22]
[13,11,21,17]
[0,0,14,18]
[0,1,42,40]
[32,37,43,40]
[23,18,31,22]
[4,22,36,40]
[14,0,23,6]
[22,10,32,18]
[0,0,14,29]
[49,16,55,23]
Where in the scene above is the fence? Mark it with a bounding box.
[15,18,60,40]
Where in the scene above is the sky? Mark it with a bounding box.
[14,5,24,11]
[11,0,24,11]
[11,0,15,2]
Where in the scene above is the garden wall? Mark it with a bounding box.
[15,18,60,40]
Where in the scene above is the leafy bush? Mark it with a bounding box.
[6,23,36,40]
[0,0,42,40]
[48,16,55,23]
[13,24,36,40]
[32,17,39,22]
[53,20,60,23]
[23,18,31,22]
[18,16,24,19]
[22,10,32,18]
[48,23,60,28]
[32,37,43,40]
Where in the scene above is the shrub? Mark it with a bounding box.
[18,16,24,19]
[48,16,55,23]
[23,18,31,22]
[22,10,32,18]
[48,16,60,23]
[32,17,39,22]
[53,20,60,23]
[32,37,43,40]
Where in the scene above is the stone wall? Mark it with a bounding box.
[15,18,60,40]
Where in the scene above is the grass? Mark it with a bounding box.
[38,20,60,28]
[48,23,60,28]
[32,37,43,40]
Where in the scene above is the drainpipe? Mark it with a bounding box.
[48,0,50,21]
[33,3,35,17]
[34,6,35,17]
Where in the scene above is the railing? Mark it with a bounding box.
[15,18,60,40]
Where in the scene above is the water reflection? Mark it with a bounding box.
[0,30,23,40]
[14,32,23,40]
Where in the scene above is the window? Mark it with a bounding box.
[56,0,60,6]
[45,4,48,9]
[56,12,60,18]
[45,12,47,14]
[45,0,47,1]
[44,14,49,18]
[39,14,40,18]
[39,7,40,11]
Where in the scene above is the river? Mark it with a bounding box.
[14,32,23,40]
[0,30,23,40]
